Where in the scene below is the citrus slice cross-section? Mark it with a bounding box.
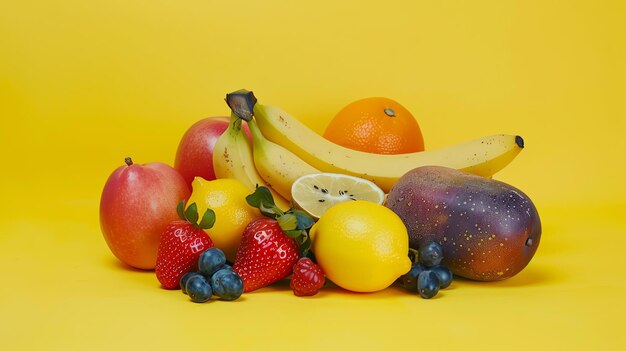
[290,173,385,219]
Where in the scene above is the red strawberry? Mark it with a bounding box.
[290,257,325,296]
[155,201,216,289]
[233,217,299,292]
[232,186,315,293]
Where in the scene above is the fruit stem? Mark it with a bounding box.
[226,89,257,122]
[408,248,420,264]
[384,108,396,117]
[247,119,266,150]
[525,237,533,246]
[228,112,243,133]
[125,157,133,166]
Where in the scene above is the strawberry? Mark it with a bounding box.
[233,217,299,292]
[155,201,216,289]
[290,257,325,297]
[233,186,314,293]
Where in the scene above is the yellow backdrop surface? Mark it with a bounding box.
[1,0,625,350]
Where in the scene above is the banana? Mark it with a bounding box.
[247,118,320,201]
[212,113,291,210]
[252,104,524,193]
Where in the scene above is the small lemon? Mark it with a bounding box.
[311,200,411,293]
[187,177,260,261]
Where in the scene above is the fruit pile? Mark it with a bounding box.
[100,89,542,302]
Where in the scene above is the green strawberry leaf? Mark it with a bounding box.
[185,202,199,225]
[283,229,304,239]
[259,201,281,219]
[298,235,312,256]
[246,186,275,208]
[247,186,285,219]
[292,210,315,230]
[197,208,216,230]
[277,213,298,232]
[177,200,186,221]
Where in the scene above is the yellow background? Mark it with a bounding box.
[1,0,625,349]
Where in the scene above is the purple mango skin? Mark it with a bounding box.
[385,166,541,281]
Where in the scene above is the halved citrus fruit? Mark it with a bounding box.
[290,173,385,219]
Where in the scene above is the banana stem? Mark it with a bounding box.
[247,119,266,150]
[228,112,243,133]
[226,89,256,121]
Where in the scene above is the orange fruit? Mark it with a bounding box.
[323,97,424,154]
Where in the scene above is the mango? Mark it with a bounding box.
[385,166,541,281]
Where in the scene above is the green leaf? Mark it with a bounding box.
[246,186,275,209]
[277,213,298,231]
[259,202,281,219]
[185,202,199,225]
[197,208,216,230]
[176,200,186,221]
[298,235,312,256]
[292,210,315,230]
[283,229,303,239]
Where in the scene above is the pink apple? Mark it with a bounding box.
[100,158,191,270]
[174,117,251,188]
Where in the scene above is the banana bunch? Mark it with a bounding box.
[211,113,291,210]
[217,90,524,197]
[247,118,320,201]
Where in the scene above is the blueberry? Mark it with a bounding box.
[417,271,440,299]
[180,272,202,294]
[418,241,443,267]
[210,268,244,301]
[401,263,426,291]
[430,265,453,289]
[198,248,227,277]
[186,275,213,303]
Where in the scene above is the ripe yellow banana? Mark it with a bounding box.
[252,104,524,193]
[212,113,291,210]
[247,118,320,202]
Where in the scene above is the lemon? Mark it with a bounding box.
[310,200,411,292]
[291,173,385,219]
[187,177,260,261]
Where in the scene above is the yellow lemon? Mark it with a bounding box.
[187,177,260,261]
[311,200,411,293]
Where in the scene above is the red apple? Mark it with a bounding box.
[174,116,251,187]
[100,157,191,270]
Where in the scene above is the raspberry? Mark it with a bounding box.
[290,258,325,297]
